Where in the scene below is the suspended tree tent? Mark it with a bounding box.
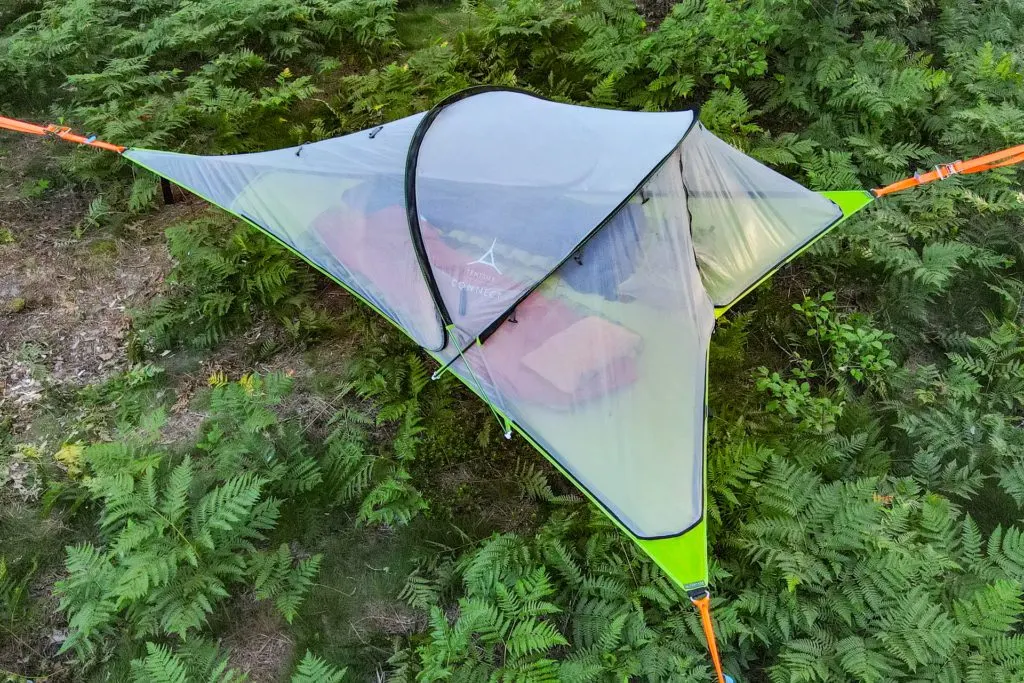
[4,86,1023,682]
[113,87,874,593]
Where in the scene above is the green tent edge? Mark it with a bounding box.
[713,190,876,318]
[639,191,876,591]
[126,152,875,596]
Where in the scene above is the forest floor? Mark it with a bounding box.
[0,140,172,422]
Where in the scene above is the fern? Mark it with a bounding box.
[56,375,324,656]
[131,642,190,683]
[277,555,323,624]
[357,472,428,527]
[134,216,321,351]
[290,650,347,683]
[130,640,243,683]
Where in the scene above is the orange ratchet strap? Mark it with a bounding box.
[690,590,728,683]
[0,115,125,153]
[872,143,1024,197]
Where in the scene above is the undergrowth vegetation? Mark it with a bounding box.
[2,0,1024,680]
[135,216,331,351]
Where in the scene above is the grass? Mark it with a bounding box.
[0,501,85,680]
[289,522,428,678]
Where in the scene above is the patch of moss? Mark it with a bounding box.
[87,238,119,259]
[6,296,27,313]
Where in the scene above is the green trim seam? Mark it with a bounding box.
[446,326,510,438]
[713,190,875,318]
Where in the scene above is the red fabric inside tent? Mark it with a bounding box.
[311,206,641,407]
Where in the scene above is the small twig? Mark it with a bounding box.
[1,667,49,682]
[618,537,640,588]
[0,622,46,660]
[311,582,356,597]
[349,622,369,645]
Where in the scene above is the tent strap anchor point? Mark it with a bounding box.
[689,589,729,683]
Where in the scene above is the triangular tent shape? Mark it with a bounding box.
[118,87,873,592]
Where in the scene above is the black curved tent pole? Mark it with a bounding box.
[403,85,551,352]
[404,85,700,347]
[476,108,701,344]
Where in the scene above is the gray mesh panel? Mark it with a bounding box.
[449,149,714,537]
[126,113,445,350]
[682,125,843,306]
[413,91,695,341]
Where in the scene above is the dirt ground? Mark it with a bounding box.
[221,594,297,681]
[0,140,186,437]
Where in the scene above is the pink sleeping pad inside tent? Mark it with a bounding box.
[312,205,641,408]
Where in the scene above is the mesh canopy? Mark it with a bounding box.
[126,113,446,350]
[412,90,695,343]
[119,88,871,587]
[450,149,713,536]
[682,125,843,306]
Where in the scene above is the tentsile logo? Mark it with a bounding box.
[468,238,502,274]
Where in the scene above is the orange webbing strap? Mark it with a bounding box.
[0,115,125,153]
[872,143,1024,197]
[690,590,727,683]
